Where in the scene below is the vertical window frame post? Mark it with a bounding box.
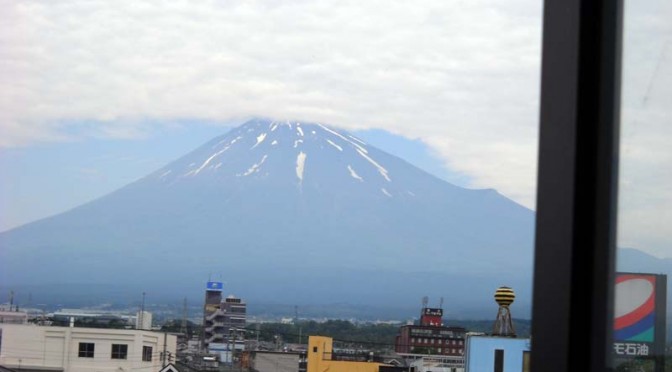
[531,0,623,371]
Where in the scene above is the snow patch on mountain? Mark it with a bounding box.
[326,139,343,152]
[348,165,363,181]
[189,146,230,176]
[317,123,368,154]
[240,155,268,176]
[356,149,391,182]
[349,135,366,145]
[296,152,307,182]
[252,133,267,149]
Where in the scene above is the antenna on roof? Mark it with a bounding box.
[439,297,444,309]
[422,296,428,308]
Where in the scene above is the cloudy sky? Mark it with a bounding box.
[1,0,670,257]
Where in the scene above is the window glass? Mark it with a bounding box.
[615,0,672,370]
[111,344,128,360]
[78,342,95,358]
[142,346,153,362]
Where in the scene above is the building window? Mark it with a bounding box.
[523,351,531,372]
[438,348,442,353]
[431,339,434,344]
[411,338,415,343]
[111,344,128,359]
[78,342,95,358]
[142,346,153,362]
[494,349,504,372]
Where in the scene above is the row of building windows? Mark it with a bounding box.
[77,342,152,361]
[411,347,464,355]
[438,348,463,354]
[410,338,463,346]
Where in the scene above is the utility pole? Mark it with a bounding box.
[139,292,146,330]
[232,329,237,367]
[180,297,188,336]
[256,323,260,350]
[228,328,232,365]
[162,331,168,367]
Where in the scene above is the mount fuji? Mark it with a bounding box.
[0,118,536,317]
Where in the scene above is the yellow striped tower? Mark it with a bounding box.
[493,286,516,337]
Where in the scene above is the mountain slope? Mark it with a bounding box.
[0,119,535,317]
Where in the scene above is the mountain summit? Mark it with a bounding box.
[0,119,535,317]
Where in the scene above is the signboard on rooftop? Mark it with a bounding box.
[207,281,223,291]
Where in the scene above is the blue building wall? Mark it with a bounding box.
[465,336,530,372]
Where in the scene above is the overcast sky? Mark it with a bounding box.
[1,0,670,258]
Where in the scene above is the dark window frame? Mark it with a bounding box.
[111,344,128,360]
[78,342,95,358]
[532,0,623,371]
[142,346,153,362]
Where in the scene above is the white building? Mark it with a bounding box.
[136,311,153,330]
[0,311,28,324]
[0,323,177,372]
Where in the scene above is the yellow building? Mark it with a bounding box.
[307,336,385,372]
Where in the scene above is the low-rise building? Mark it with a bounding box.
[394,306,467,358]
[250,350,305,372]
[464,336,530,372]
[0,323,177,372]
[307,336,385,372]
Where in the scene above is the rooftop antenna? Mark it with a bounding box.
[422,296,428,308]
[9,290,14,311]
[439,297,444,309]
[294,305,299,323]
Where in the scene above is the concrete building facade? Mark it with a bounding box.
[0,323,177,372]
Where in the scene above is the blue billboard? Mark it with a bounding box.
[207,281,223,291]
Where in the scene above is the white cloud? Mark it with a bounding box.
[0,0,670,256]
[0,0,543,206]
